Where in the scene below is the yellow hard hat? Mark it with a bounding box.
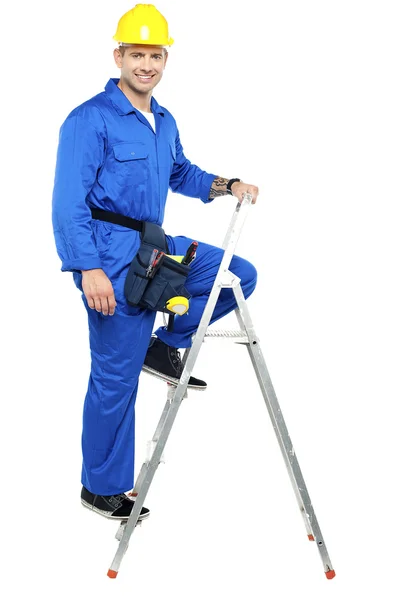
[113,4,174,46]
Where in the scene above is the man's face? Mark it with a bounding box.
[114,45,168,95]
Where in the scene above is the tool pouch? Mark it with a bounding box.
[124,222,191,314]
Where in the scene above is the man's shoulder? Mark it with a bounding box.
[64,91,110,130]
[157,101,172,116]
[161,106,177,124]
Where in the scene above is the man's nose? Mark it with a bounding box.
[140,56,152,71]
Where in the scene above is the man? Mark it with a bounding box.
[52,3,259,522]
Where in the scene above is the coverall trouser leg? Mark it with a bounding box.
[80,300,156,496]
[78,234,257,496]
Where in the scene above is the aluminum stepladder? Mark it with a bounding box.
[107,193,336,580]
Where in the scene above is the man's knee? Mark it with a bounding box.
[235,257,257,295]
[244,260,257,295]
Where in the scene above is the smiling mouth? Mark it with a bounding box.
[135,74,154,82]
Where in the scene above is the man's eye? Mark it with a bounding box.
[153,55,162,60]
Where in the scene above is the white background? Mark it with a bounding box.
[1,0,399,597]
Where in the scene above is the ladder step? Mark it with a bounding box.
[115,519,141,541]
[204,329,249,343]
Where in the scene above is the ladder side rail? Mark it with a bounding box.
[231,297,311,530]
[232,284,335,576]
[152,394,176,440]
[221,195,253,252]
[174,193,253,387]
[109,382,189,574]
[109,194,254,575]
[130,398,174,497]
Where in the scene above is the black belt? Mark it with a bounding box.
[90,208,143,232]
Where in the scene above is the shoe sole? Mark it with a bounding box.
[81,499,150,521]
[141,365,207,390]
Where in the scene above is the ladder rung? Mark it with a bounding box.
[204,329,249,343]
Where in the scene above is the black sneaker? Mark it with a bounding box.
[142,336,207,390]
[81,486,150,520]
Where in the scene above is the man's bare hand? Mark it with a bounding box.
[81,269,117,316]
[231,181,259,204]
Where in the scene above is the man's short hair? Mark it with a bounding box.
[118,44,168,57]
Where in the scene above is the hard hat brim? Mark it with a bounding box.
[113,35,174,46]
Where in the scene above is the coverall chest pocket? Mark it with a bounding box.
[112,143,149,186]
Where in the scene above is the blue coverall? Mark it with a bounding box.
[52,78,257,495]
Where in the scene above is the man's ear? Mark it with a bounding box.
[164,50,168,67]
[113,48,123,68]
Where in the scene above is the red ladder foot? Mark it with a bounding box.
[325,569,336,580]
[107,569,118,579]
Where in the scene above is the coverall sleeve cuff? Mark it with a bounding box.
[61,258,103,273]
[201,173,219,203]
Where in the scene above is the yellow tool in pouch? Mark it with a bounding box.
[165,296,189,316]
[165,255,184,263]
